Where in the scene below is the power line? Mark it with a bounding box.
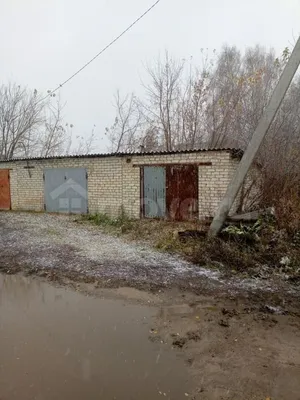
[50,0,161,96]
[13,0,162,116]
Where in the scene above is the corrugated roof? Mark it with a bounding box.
[0,148,243,163]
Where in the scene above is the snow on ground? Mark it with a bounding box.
[0,212,297,295]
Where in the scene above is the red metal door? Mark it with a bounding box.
[166,165,198,221]
[0,170,11,210]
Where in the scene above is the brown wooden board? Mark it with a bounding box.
[0,170,11,210]
[133,162,212,167]
[166,165,198,221]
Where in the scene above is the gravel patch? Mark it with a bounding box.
[0,212,220,288]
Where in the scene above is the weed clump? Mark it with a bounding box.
[81,210,133,233]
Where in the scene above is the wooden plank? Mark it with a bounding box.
[133,162,212,167]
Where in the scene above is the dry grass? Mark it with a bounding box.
[124,219,203,243]
[80,213,205,245]
[79,213,300,280]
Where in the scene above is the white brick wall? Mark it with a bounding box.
[0,151,241,219]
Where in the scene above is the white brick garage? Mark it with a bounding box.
[0,149,241,220]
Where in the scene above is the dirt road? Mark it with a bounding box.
[1,273,300,400]
[0,212,297,299]
[0,211,219,289]
[1,212,300,399]
[0,274,191,400]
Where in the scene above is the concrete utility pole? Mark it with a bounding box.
[209,36,300,237]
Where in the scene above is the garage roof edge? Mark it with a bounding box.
[0,148,243,163]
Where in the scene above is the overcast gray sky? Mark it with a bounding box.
[1,0,299,151]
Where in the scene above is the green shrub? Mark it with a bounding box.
[82,209,133,231]
[221,220,262,243]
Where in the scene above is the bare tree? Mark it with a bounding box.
[205,46,245,148]
[71,124,97,155]
[0,83,46,160]
[179,61,211,149]
[0,82,98,159]
[105,45,300,223]
[142,51,184,151]
[140,127,160,151]
[105,91,142,152]
[35,100,72,157]
[105,46,298,163]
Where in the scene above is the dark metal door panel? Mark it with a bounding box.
[143,167,166,218]
[166,165,198,221]
[0,170,11,210]
[44,168,88,214]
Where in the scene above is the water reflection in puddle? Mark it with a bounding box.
[0,274,189,400]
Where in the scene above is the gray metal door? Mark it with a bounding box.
[44,168,88,214]
[143,166,166,218]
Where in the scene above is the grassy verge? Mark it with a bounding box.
[78,212,300,281]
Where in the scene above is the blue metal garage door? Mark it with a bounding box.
[143,166,166,218]
[44,168,88,214]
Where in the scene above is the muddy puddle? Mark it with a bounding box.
[0,274,190,400]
